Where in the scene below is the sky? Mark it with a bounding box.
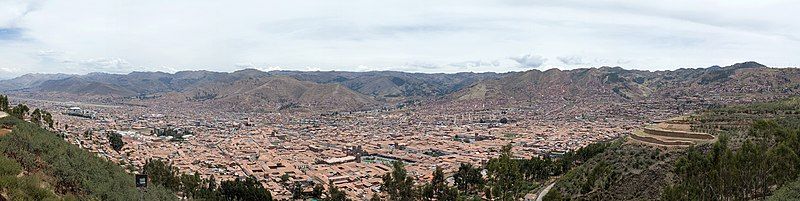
[0,0,799,78]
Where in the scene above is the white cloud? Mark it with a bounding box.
[449,60,501,68]
[510,53,547,68]
[558,56,590,66]
[0,0,797,76]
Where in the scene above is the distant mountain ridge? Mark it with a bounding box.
[1,61,798,111]
[451,61,798,104]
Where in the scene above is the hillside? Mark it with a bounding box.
[545,97,800,200]
[272,71,502,100]
[2,62,799,112]
[452,62,800,105]
[1,70,378,112]
[191,76,377,111]
[0,116,177,200]
[0,73,74,92]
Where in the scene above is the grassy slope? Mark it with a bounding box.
[548,97,800,200]
[551,141,683,200]
[0,116,176,201]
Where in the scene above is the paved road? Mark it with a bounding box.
[536,182,556,201]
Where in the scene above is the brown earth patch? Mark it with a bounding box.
[0,128,11,137]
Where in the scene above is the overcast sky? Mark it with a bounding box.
[0,0,798,78]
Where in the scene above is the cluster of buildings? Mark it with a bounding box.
[20,97,716,200]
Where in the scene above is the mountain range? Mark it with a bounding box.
[1,61,798,111]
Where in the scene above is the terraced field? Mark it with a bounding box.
[631,118,716,147]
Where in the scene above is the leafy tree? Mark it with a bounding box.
[143,159,182,191]
[292,181,305,199]
[197,175,221,199]
[219,176,273,201]
[381,161,417,201]
[180,173,202,198]
[486,144,528,200]
[664,119,800,200]
[281,172,291,184]
[420,166,458,200]
[0,94,9,111]
[108,131,125,152]
[30,109,42,125]
[9,104,29,119]
[453,163,484,195]
[499,118,508,124]
[312,183,325,199]
[43,111,54,128]
[325,181,350,201]
[26,109,54,128]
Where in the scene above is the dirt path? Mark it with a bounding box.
[536,182,556,201]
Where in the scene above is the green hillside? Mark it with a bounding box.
[547,97,800,200]
[0,116,177,201]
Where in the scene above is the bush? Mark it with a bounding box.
[770,179,800,201]
[0,155,22,176]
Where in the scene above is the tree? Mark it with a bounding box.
[219,176,273,201]
[26,109,53,128]
[420,166,458,200]
[108,131,125,152]
[454,163,484,195]
[0,95,9,111]
[381,161,417,201]
[665,118,800,200]
[197,175,220,199]
[43,111,54,128]
[453,163,486,194]
[486,144,528,200]
[143,159,182,191]
[180,173,203,198]
[30,109,42,125]
[9,104,29,119]
[312,183,325,199]
[325,181,350,201]
[281,173,291,184]
[292,181,305,199]
[542,190,563,201]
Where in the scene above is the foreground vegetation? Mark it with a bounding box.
[0,116,176,200]
[547,97,800,200]
[367,140,615,200]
